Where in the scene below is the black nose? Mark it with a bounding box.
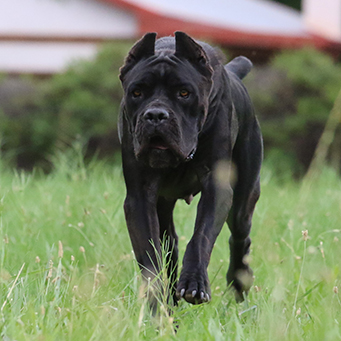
[143,108,169,124]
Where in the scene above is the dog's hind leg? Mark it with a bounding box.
[157,197,179,305]
[227,116,263,301]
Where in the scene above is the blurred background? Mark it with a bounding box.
[0,0,340,176]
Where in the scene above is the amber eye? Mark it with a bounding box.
[132,89,142,98]
[179,89,190,98]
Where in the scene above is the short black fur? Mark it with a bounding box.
[119,32,263,310]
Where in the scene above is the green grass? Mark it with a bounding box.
[0,151,340,340]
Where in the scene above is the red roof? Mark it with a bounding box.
[101,0,341,54]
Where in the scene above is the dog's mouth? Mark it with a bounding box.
[135,130,196,168]
[138,134,196,163]
[148,136,170,150]
[135,134,181,168]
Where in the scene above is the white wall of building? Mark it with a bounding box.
[303,0,341,41]
[0,42,99,74]
[0,0,137,74]
[0,0,137,38]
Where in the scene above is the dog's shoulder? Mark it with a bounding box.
[199,41,227,69]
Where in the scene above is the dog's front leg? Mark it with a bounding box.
[176,172,233,304]
[123,171,163,312]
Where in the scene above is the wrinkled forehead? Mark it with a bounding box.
[124,55,202,87]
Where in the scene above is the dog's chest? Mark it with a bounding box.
[158,165,201,200]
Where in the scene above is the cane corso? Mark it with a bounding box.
[119,32,263,310]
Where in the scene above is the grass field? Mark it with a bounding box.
[0,150,340,340]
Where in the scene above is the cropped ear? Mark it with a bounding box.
[119,32,157,82]
[175,31,212,78]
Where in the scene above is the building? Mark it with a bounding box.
[0,0,340,74]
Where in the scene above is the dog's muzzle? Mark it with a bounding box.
[143,108,196,161]
[143,108,170,125]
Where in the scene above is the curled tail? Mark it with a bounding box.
[225,56,253,80]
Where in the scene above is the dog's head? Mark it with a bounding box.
[119,32,213,169]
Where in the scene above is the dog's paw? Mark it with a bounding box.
[227,266,254,302]
[176,267,211,304]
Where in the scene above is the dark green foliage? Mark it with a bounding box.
[0,77,55,169]
[273,0,301,10]
[44,43,129,145]
[1,43,340,175]
[0,42,130,170]
[245,47,341,175]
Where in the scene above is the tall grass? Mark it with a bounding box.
[0,150,340,340]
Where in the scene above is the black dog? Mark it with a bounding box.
[119,32,262,310]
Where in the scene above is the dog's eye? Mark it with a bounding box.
[179,89,190,98]
[132,89,142,98]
